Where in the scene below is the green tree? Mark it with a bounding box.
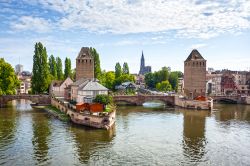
[31,42,51,93]
[169,72,179,91]
[122,62,129,74]
[144,72,155,88]
[103,71,115,90]
[64,57,72,79]
[56,57,63,80]
[114,74,135,87]
[90,48,102,80]
[49,55,57,79]
[115,62,122,78]
[156,80,172,92]
[93,94,113,105]
[0,58,20,95]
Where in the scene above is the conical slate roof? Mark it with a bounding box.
[185,49,205,62]
[77,47,92,59]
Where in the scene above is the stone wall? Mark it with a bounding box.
[175,96,213,110]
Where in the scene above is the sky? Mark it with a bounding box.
[0,0,250,73]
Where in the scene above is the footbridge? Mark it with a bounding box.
[0,95,51,107]
[113,95,175,106]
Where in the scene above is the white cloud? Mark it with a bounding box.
[11,16,51,32]
[14,0,250,38]
[191,43,207,49]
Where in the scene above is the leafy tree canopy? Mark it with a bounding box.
[93,94,113,105]
[0,58,20,95]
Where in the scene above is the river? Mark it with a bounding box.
[0,100,250,165]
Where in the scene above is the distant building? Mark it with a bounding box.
[184,49,207,99]
[76,47,94,81]
[16,72,31,94]
[206,73,222,95]
[15,64,23,74]
[115,82,137,91]
[177,77,184,94]
[139,51,151,75]
[206,69,250,96]
[50,77,73,97]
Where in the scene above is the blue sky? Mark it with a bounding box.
[0,0,250,73]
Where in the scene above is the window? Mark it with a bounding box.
[78,59,80,63]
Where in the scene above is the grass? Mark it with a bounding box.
[45,106,71,122]
[104,103,116,113]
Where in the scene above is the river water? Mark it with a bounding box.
[0,100,250,166]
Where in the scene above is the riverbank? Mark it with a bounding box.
[43,105,71,122]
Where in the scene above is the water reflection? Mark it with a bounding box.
[0,104,17,165]
[215,104,250,122]
[182,110,210,163]
[69,125,115,164]
[31,109,51,165]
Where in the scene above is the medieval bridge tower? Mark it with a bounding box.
[76,47,94,81]
[184,49,207,99]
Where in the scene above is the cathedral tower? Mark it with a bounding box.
[76,47,94,81]
[139,51,151,75]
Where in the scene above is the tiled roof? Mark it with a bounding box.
[80,81,109,91]
[70,78,88,86]
[76,47,92,59]
[52,80,64,87]
[185,49,205,62]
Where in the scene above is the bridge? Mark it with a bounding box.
[210,95,239,103]
[0,95,51,107]
[113,95,175,106]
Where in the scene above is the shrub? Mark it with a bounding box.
[93,94,113,105]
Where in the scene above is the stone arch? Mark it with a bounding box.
[213,98,237,104]
[114,100,137,106]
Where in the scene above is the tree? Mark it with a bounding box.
[103,71,115,90]
[64,57,72,79]
[31,42,51,93]
[156,80,172,92]
[144,72,155,88]
[114,74,135,87]
[56,57,63,80]
[93,94,113,105]
[169,72,179,91]
[0,58,20,95]
[49,55,57,79]
[90,48,102,80]
[115,62,122,78]
[122,62,129,74]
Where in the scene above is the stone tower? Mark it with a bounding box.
[184,49,206,99]
[76,47,94,81]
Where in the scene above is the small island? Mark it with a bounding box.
[50,94,116,130]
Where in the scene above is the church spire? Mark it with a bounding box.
[139,50,145,75]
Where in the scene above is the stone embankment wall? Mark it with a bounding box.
[174,96,213,110]
[51,98,115,129]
